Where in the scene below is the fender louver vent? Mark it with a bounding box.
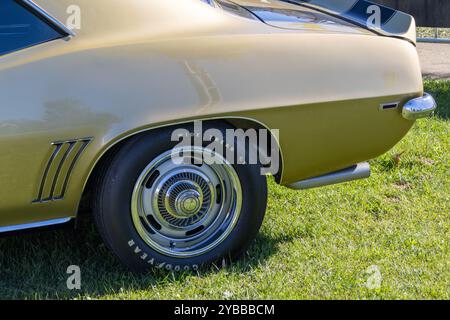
[33,138,93,203]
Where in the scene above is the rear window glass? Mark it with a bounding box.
[0,0,65,56]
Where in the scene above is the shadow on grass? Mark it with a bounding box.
[0,214,285,299]
[424,79,450,120]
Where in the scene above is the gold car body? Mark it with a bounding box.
[0,0,424,228]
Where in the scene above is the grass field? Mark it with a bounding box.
[0,80,448,300]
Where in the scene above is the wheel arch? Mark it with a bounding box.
[78,117,284,216]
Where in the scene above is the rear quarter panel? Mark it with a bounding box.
[0,4,422,225]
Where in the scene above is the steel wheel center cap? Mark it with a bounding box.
[174,190,202,217]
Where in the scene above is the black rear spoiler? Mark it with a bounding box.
[287,0,416,44]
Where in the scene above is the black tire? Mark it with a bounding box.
[93,121,267,272]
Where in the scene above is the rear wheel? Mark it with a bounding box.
[93,122,267,272]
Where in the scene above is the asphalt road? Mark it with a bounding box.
[417,42,450,80]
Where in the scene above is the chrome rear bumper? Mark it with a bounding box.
[402,93,437,120]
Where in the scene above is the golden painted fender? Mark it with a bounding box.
[0,0,423,228]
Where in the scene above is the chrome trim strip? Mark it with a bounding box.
[20,0,76,37]
[402,93,437,120]
[49,142,77,199]
[35,143,64,201]
[34,137,93,203]
[52,137,93,145]
[58,139,92,199]
[288,162,371,190]
[0,217,72,233]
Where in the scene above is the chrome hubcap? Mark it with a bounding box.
[155,172,212,227]
[131,147,242,258]
[174,189,201,216]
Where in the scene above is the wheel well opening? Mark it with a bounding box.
[78,118,283,216]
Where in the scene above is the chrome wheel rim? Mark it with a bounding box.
[131,147,242,258]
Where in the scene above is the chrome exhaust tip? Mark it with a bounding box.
[288,162,371,190]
